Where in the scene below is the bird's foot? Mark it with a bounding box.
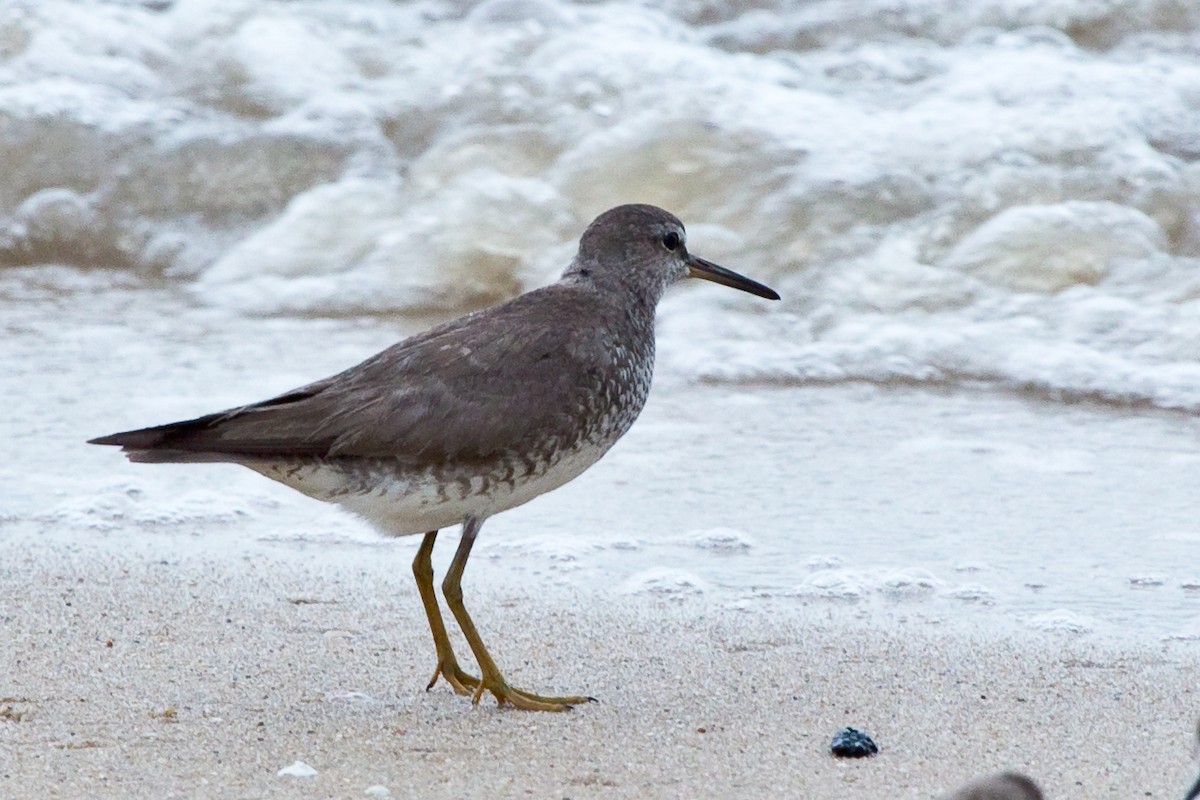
[471,674,596,712]
[425,657,480,696]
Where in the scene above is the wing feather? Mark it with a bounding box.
[90,288,621,464]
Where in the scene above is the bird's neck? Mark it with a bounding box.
[561,258,668,322]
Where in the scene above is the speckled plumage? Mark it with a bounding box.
[239,280,660,535]
[90,203,778,710]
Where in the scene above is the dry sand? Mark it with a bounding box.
[1,530,1196,799]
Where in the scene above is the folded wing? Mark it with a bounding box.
[90,290,616,464]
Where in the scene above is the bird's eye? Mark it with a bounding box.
[662,231,681,251]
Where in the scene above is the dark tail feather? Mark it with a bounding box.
[124,449,243,464]
[88,413,243,463]
[88,427,182,449]
[89,413,221,449]
[89,383,333,460]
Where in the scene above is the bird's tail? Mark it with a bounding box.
[88,414,243,464]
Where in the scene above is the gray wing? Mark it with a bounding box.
[90,289,619,463]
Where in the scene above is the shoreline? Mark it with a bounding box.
[2,530,1196,799]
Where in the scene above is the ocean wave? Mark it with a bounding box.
[2,0,1198,409]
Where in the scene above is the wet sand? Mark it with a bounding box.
[1,531,1195,799]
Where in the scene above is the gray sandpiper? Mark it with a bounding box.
[89,203,780,711]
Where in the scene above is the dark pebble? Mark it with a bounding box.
[830,726,877,758]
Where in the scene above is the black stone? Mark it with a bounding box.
[830,727,878,758]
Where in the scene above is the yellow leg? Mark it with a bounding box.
[412,530,479,696]
[441,516,595,711]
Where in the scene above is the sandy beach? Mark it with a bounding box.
[2,529,1195,799]
[4,1,1200,797]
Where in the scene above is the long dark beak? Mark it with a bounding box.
[687,255,780,300]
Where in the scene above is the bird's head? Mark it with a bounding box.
[567,204,779,306]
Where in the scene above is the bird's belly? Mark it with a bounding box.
[242,441,612,537]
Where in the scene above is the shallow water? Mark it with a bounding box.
[1,0,1199,648]
[5,275,1199,647]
